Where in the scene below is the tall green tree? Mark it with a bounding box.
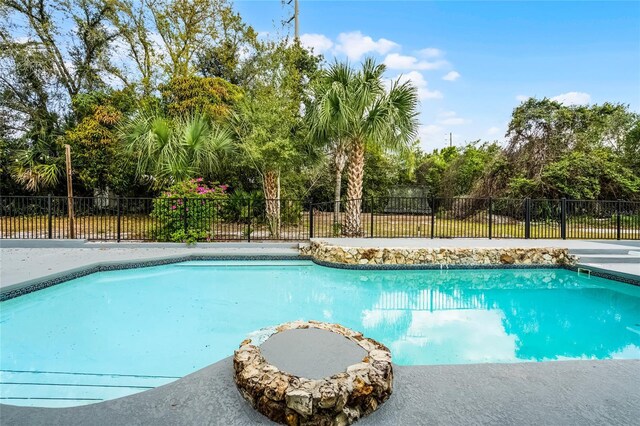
[63,90,140,195]
[231,39,320,237]
[473,98,640,200]
[307,58,419,236]
[2,0,117,100]
[195,6,259,86]
[159,75,242,120]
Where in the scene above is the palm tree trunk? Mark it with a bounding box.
[263,169,280,238]
[343,139,365,236]
[332,146,347,228]
[333,166,342,227]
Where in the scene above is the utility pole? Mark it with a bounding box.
[65,144,75,239]
[449,132,452,148]
[286,0,299,40]
[295,0,299,40]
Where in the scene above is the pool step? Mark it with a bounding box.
[569,248,635,255]
[574,254,640,264]
[0,370,176,407]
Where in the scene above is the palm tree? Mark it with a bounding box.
[11,137,63,192]
[307,58,419,236]
[120,113,233,186]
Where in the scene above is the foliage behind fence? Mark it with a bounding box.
[1,196,639,241]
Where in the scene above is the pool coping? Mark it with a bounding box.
[2,252,639,302]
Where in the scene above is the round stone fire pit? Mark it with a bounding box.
[233,321,393,425]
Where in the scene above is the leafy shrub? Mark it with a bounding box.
[222,189,264,223]
[151,179,228,243]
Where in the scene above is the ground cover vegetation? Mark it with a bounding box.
[1,0,639,239]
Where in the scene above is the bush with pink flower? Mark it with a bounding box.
[151,179,228,242]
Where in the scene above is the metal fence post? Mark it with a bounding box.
[524,198,531,239]
[47,194,53,239]
[488,197,493,239]
[616,199,621,240]
[309,201,314,239]
[183,197,188,234]
[560,198,567,240]
[370,197,374,238]
[430,196,436,239]
[247,198,251,242]
[117,196,122,242]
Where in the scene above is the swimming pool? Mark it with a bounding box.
[1,260,639,407]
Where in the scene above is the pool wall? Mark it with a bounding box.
[301,241,576,266]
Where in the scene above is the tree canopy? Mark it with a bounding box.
[0,0,638,207]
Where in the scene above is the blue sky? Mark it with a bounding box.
[235,0,640,151]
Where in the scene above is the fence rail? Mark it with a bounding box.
[1,196,639,241]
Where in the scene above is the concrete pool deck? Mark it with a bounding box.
[313,238,640,250]
[2,357,639,425]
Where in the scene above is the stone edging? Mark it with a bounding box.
[301,241,577,266]
[233,321,393,425]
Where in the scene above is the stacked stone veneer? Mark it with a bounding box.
[301,241,577,266]
[233,321,393,426]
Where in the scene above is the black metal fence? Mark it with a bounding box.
[1,196,639,241]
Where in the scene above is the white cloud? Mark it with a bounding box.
[394,71,443,100]
[551,91,591,105]
[300,33,333,54]
[334,31,399,60]
[487,126,502,136]
[383,53,418,69]
[437,111,467,126]
[438,111,456,118]
[440,117,466,125]
[516,95,529,102]
[417,124,445,150]
[391,310,519,364]
[442,71,460,81]
[420,124,444,136]
[419,47,443,58]
[383,53,447,71]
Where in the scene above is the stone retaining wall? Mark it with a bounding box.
[233,321,393,426]
[301,241,576,266]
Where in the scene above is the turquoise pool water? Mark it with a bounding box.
[1,260,639,407]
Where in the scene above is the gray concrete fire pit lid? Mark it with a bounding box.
[259,328,367,379]
[234,321,394,425]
